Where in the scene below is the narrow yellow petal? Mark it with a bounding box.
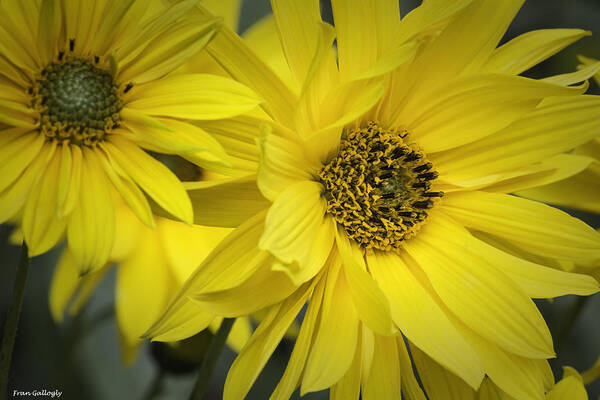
[335,226,394,336]
[259,180,335,285]
[404,214,555,359]
[37,0,61,65]
[147,299,213,342]
[184,175,269,228]
[368,250,485,389]
[49,250,80,323]
[546,376,588,400]
[361,333,402,400]
[125,74,260,120]
[22,148,66,257]
[330,325,362,400]
[257,123,314,201]
[202,0,241,31]
[271,0,322,86]
[411,344,477,400]
[397,338,428,400]
[59,145,82,218]
[302,258,359,393]
[190,261,297,317]
[442,191,600,266]
[103,137,193,224]
[482,29,590,75]
[332,0,400,80]
[271,275,326,400]
[432,96,600,184]
[118,16,220,84]
[67,149,115,274]
[0,132,44,193]
[204,20,297,127]
[223,281,314,400]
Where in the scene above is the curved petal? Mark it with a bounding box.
[335,226,394,336]
[67,149,116,274]
[223,281,315,400]
[442,191,600,266]
[0,132,45,193]
[302,257,359,393]
[361,333,402,400]
[367,250,485,389]
[259,180,335,285]
[125,74,261,120]
[102,137,193,224]
[403,214,554,359]
[184,175,270,227]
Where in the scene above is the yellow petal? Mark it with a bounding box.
[97,146,155,228]
[126,74,260,120]
[118,16,220,84]
[196,115,261,176]
[302,257,359,393]
[67,149,115,274]
[116,227,175,348]
[458,326,548,400]
[332,0,400,81]
[433,96,600,184]
[22,147,65,257]
[242,15,295,91]
[330,325,362,400]
[0,132,44,193]
[202,0,241,31]
[408,74,586,153]
[482,154,595,194]
[335,226,394,336]
[271,274,326,400]
[144,211,270,338]
[37,0,61,65]
[482,29,590,75]
[257,123,314,201]
[361,333,402,400]
[148,300,214,343]
[123,115,228,164]
[49,250,80,323]
[271,0,322,86]
[404,213,555,359]
[458,229,598,298]
[543,60,600,86]
[518,165,600,214]
[547,376,588,400]
[103,137,193,224]
[0,142,54,223]
[184,175,269,228]
[397,338,427,400]
[190,260,297,317]
[259,180,335,285]
[368,250,485,389]
[442,191,600,266]
[410,344,477,400]
[204,21,297,127]
[224,281,315,400]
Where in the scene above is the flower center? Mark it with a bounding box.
[319,122,443,251]
[30,56,123,146]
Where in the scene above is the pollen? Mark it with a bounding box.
[30,55,123,146]
[319,122,443,251]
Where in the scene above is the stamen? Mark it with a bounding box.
[319,122,443,251]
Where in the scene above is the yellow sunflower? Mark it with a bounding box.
[148,1,600,399]
[0,0,260,273]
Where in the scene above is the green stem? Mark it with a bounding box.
[0,243,30,400]
[189,318,235,400]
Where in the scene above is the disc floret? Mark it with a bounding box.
[319,122,443,251]
[30,56,123,146]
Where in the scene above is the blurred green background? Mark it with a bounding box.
[1,0,600,399]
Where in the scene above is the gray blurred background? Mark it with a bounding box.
[1,0,600,399]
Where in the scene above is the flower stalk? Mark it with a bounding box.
[0,243,30,399]
[189,318,235,400]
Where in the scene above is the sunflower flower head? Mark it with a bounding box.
[0,0,261,273]
[147,1,600,399]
